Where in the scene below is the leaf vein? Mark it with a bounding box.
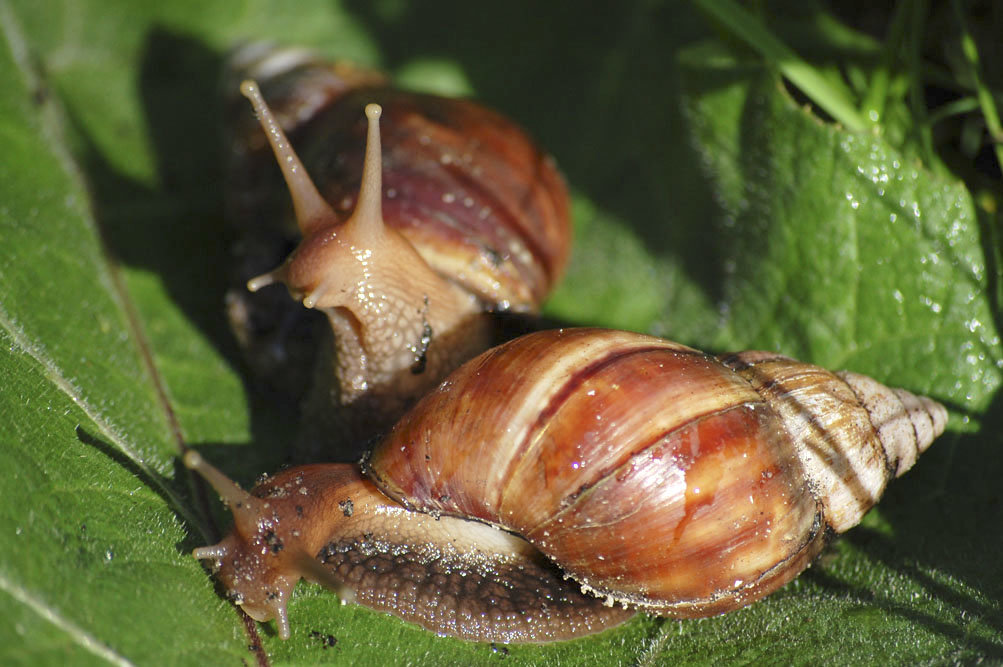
[0,304,206,539]
[0,569,134,666]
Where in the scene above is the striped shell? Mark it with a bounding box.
[186,328,947,642]
[365,328,947,616]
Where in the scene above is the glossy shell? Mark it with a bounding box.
[188,328,947,642]
[366,328,946,616]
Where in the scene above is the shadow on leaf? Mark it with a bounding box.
[805,385,1003,658]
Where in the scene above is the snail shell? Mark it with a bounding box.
[224,45,571,446]
[186,328,947,642]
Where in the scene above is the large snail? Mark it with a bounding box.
[185,327,948,643]
[224,45,571,448]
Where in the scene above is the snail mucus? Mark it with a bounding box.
[187,328,948,643]
[224,46,571,450]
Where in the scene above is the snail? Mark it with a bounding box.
[223,45,571,448]
[185,327,948,643]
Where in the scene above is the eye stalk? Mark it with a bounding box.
[238,80,337,238]
[185,445,634,643]
[184,451,357,639]
[241,83,389,307]
[237,78,488,409]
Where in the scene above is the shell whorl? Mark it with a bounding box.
[837,371,948,477]
[721,352,947,533]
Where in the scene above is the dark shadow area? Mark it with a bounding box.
[69,27,304,466]
[342,0,729,306]
[800,386,1003,657]
[66,40,312,647]
[75,425,219,552]
[80,29,237,370]
[803,566,1002,658]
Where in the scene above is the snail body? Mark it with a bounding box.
[224,46,570,445]
[187,328,947,643]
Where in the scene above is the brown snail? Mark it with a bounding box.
[224,45,571,446]
[185,328,948,643]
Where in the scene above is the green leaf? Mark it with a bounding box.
[1,1,1000,665]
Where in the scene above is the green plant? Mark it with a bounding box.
[1,1,999,664]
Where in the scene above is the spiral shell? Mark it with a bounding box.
[365,328,946,617]
[187,328,947,642]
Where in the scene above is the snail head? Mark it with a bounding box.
[184,450,357,639]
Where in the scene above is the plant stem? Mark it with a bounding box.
[926,97,980,128]
[860,0,912,124]
[691,0,868,132]
[904,0,935,165]
[950,0,1003,173]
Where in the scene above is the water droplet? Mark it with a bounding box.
[919,296,942,313]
